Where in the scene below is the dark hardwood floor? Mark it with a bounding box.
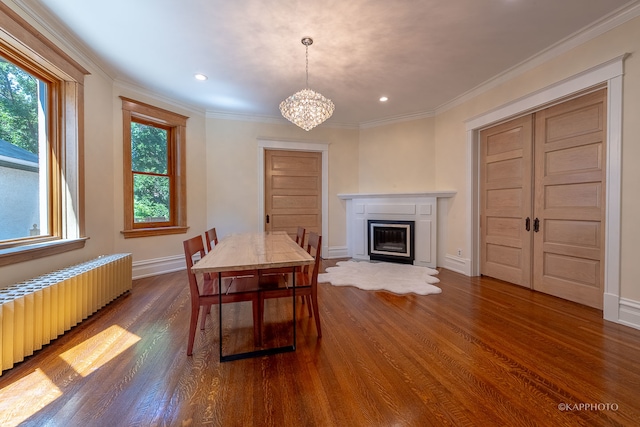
[1,260,640,426]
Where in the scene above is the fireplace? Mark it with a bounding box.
[368,220,415,264]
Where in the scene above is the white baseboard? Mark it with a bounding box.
[326,245,349,259]
[442,254,471,276]
[617,297,640,331]
[133,246,350,281]
[133,255,185,280]
[603,292,619,322]
[602,293,640,331]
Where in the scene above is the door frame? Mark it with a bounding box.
[465,54,626,322]
[257,138,329,257]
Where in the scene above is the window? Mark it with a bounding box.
[0,3,87,266]
[0,58,48,241]
[120,97,188,238]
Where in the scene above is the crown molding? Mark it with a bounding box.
[206,110,288,124]
[359,110,435,129]
[435,1,640,116]
[114,80,206,117]
[10,0,640,127]
[9,0,115,83]
[206,110,358,130]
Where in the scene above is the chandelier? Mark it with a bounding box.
[280,37,335,131]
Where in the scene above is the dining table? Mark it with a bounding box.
[190,231,314,362]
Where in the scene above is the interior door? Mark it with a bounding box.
[264,149,322,241]
[480,115,533,287]
[532,89,606,309]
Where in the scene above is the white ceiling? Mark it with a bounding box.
[16,0,638,127]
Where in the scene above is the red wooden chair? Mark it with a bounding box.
[183,235,261,355]
[204,227,258,278]
[295,226,306,248]
[259,227,306,274]
[258,226,308,307]
[258,232,322,338]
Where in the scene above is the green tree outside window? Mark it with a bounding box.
[131,122,170,223]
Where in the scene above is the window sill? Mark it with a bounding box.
[121,226,189,239]
[0,238,88,267]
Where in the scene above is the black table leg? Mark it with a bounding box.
[219,267,297,362]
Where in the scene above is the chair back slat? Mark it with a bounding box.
[183,235,208,298]
[296,226,306,248]
[305,232,322,283]
[205,227,219,252]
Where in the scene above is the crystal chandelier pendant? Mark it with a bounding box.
[280,37,334,131]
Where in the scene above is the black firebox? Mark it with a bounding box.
[367,220,415,264]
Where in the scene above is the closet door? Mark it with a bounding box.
[264,149,322,238]
[532,89,606,309]
[480,115,533,287]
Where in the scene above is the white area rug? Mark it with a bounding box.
[318,260,441,295]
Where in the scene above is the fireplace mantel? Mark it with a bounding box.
[338,191,456,200]
[339,191,456,268]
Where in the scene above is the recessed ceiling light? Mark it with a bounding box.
[379,96,388,102]
[194,73,208,81]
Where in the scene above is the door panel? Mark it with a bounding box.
[264,150,322,240]
[533,89,606,309]
[480,115,533,287]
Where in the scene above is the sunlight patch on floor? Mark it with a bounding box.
[0,368,62,426]
[59,324,141,377]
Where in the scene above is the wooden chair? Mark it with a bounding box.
[204,227,219,252]
[259,227,306,278]
[204,227,257,278]
[258,232,322,338]
[258,226,308,308]
[295,226,306,248]
[183,235,261,355]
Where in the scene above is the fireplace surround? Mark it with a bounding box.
[368,220,415,264]
[339,192,456,268]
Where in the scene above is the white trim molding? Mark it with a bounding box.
[326,245,349,259]
[443,254,472,276]
[132,255,185,280]
[257,138,330,258]
[618,298,640,331]
[465,54,629,328]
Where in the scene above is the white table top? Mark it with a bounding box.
[191,231,314,274]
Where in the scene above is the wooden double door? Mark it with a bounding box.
[480,89,607,309]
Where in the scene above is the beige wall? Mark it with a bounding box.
[205,119,359,250]
[358,117,436,193]
[435,16,640,301]
[1,70,118,287]
[110,91,209,265]
[3,2,640,309]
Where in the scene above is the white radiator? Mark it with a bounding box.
[0,253,132,376]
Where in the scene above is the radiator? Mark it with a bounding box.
[0,253,132,376]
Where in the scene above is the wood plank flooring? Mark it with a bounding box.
[1,260,640,426]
